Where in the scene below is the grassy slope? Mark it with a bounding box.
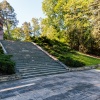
[33,37,100,67]
[66,52,100,66]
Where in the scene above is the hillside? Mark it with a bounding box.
[32,37,100,68]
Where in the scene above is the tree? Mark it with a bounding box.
[42,0,93,52]
[11,27,24,40]
[21,22,31,41]
[42,0,65,40]
[89,0,100,55]
[63,0,93,52]
[90,0,100,44]
[0,0,18,38]
[31,18,40,37]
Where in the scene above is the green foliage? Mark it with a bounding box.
[42,0,100,56]
[0,54,15,75]
[0,46,3,54]
[31,18,40,37]
[64,57,85,67]
[41,18,58,40]
[31,36,53,46]
[89,0,100,55]
[0,46,15,75]
[32,37,100,67]
[21,22,31,41]
[11,27,24,41]
[0,0,18,38]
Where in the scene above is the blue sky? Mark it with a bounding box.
[0,0,45,26]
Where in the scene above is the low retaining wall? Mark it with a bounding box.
[0,74,21,83]
[67,64,100,72]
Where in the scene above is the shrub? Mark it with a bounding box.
[0,46,4,54]
[31,36,53,46]
[0,54,15,75]
[65,57,85,67]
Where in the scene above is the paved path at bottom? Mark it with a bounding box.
[0,70,100,100]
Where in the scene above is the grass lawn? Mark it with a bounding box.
[32,37,100,67]
[65,51,100,66]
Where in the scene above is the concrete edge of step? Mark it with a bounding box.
[0,41,7,54]
[0,73,22,83]
[32,42,69,70]
[67,64,100,72]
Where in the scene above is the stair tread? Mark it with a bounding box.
[19,69,67,73]
[22,71,67,78]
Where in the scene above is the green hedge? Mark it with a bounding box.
[0,46,15,75]
[0,46,4,54]
[0,54,15,75]
[64,57,85,67]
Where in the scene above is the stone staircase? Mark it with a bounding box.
[1,40,68,79]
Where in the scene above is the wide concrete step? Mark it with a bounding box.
[15,60,55,63]
[13,57,54,60]
[16,64,64,68]
[18,66,66,71]
[16,62,61,67]
[21,69,67,75]
[22,71,67,79]
[19,68,66,73]
[16,66,65,71]
[17,64,66,70]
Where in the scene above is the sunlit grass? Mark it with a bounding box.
[67,52,100,66]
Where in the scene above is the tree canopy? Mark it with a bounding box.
[0,0,18,38]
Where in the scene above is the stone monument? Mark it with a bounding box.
[0,18,3,40]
